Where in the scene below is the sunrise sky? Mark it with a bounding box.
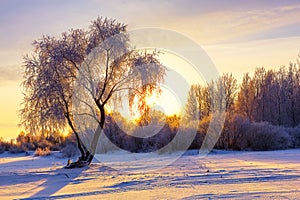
[1,0,300,140]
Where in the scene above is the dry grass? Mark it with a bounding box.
[34,147,52,157]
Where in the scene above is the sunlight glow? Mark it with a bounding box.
[156,86,181,116]
[159,51,205,85]
[129,86,181,121]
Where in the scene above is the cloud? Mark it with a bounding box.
[1,0,300,49]
[222,4,300,41]
[0,0,298,86]
[84,0,300,44]
[160,2,300,44]
[0,48,24,85]
[0,65,22,83]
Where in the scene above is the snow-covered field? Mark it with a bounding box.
[0,149,299,199]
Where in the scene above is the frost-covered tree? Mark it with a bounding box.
[245,67,264,122]
[196,84,212,120]
[20,29,88,162]
[220,73,238,112]
[184,83,213,122]
[20,17,165,167]
[236,63,300,127]
[184,73,236,122]
[183,85,199,121]
[236,73,255,120]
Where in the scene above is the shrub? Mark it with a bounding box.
[286,126,300,148]
[190,116,211,149]
[34,147,51,156]
[0,138,10,153]
[37,140,53,149]
[8,144,26,154]
[60,143,79,158]
[216,114,250,150]
[215,114,292,151]
[0,145,5,154]
[170,125,199,152]
[244,122,291,150]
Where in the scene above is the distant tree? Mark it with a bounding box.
[184,83,214,123]
[236,63,300,127]
[210,73,238,149]
[262,70,277,124]
[273,67,287,126]
[184,73,236,122]
[183,85,199,121]
[251,67,267,122]
[219,73,238,112]
[286,63,300,127]
[196,84,212,120]
[236,73,255,120]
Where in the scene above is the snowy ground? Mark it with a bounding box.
[0,149,299,199]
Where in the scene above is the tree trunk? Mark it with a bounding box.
[86,105,106,164]
[65,114,86,159]
[65,104,105,168]
[64,114,91,169]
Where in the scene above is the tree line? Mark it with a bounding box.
[185,63,300,127]
[183,62,300,150]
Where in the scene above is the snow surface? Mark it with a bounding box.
[0,149,299,199]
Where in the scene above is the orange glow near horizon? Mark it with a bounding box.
[0,83,22,141]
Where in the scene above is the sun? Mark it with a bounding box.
[129,89,158,121]
[155,86,181,116]
[129,86,181,121]
[145,90,159,107]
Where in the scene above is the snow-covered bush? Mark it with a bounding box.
[34,147,51,156]
[243,122,291,150]
[189,116,210,149]
[8,144,27,154]
[168,125,199,152]
[60,143,79,158]
[36,140,53,149]
[285,126,300,148]
[0,138,9,153]
[224,114,292,150]
[214,114,292,151]
[216,114,249,150]
[0,145,5,154]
